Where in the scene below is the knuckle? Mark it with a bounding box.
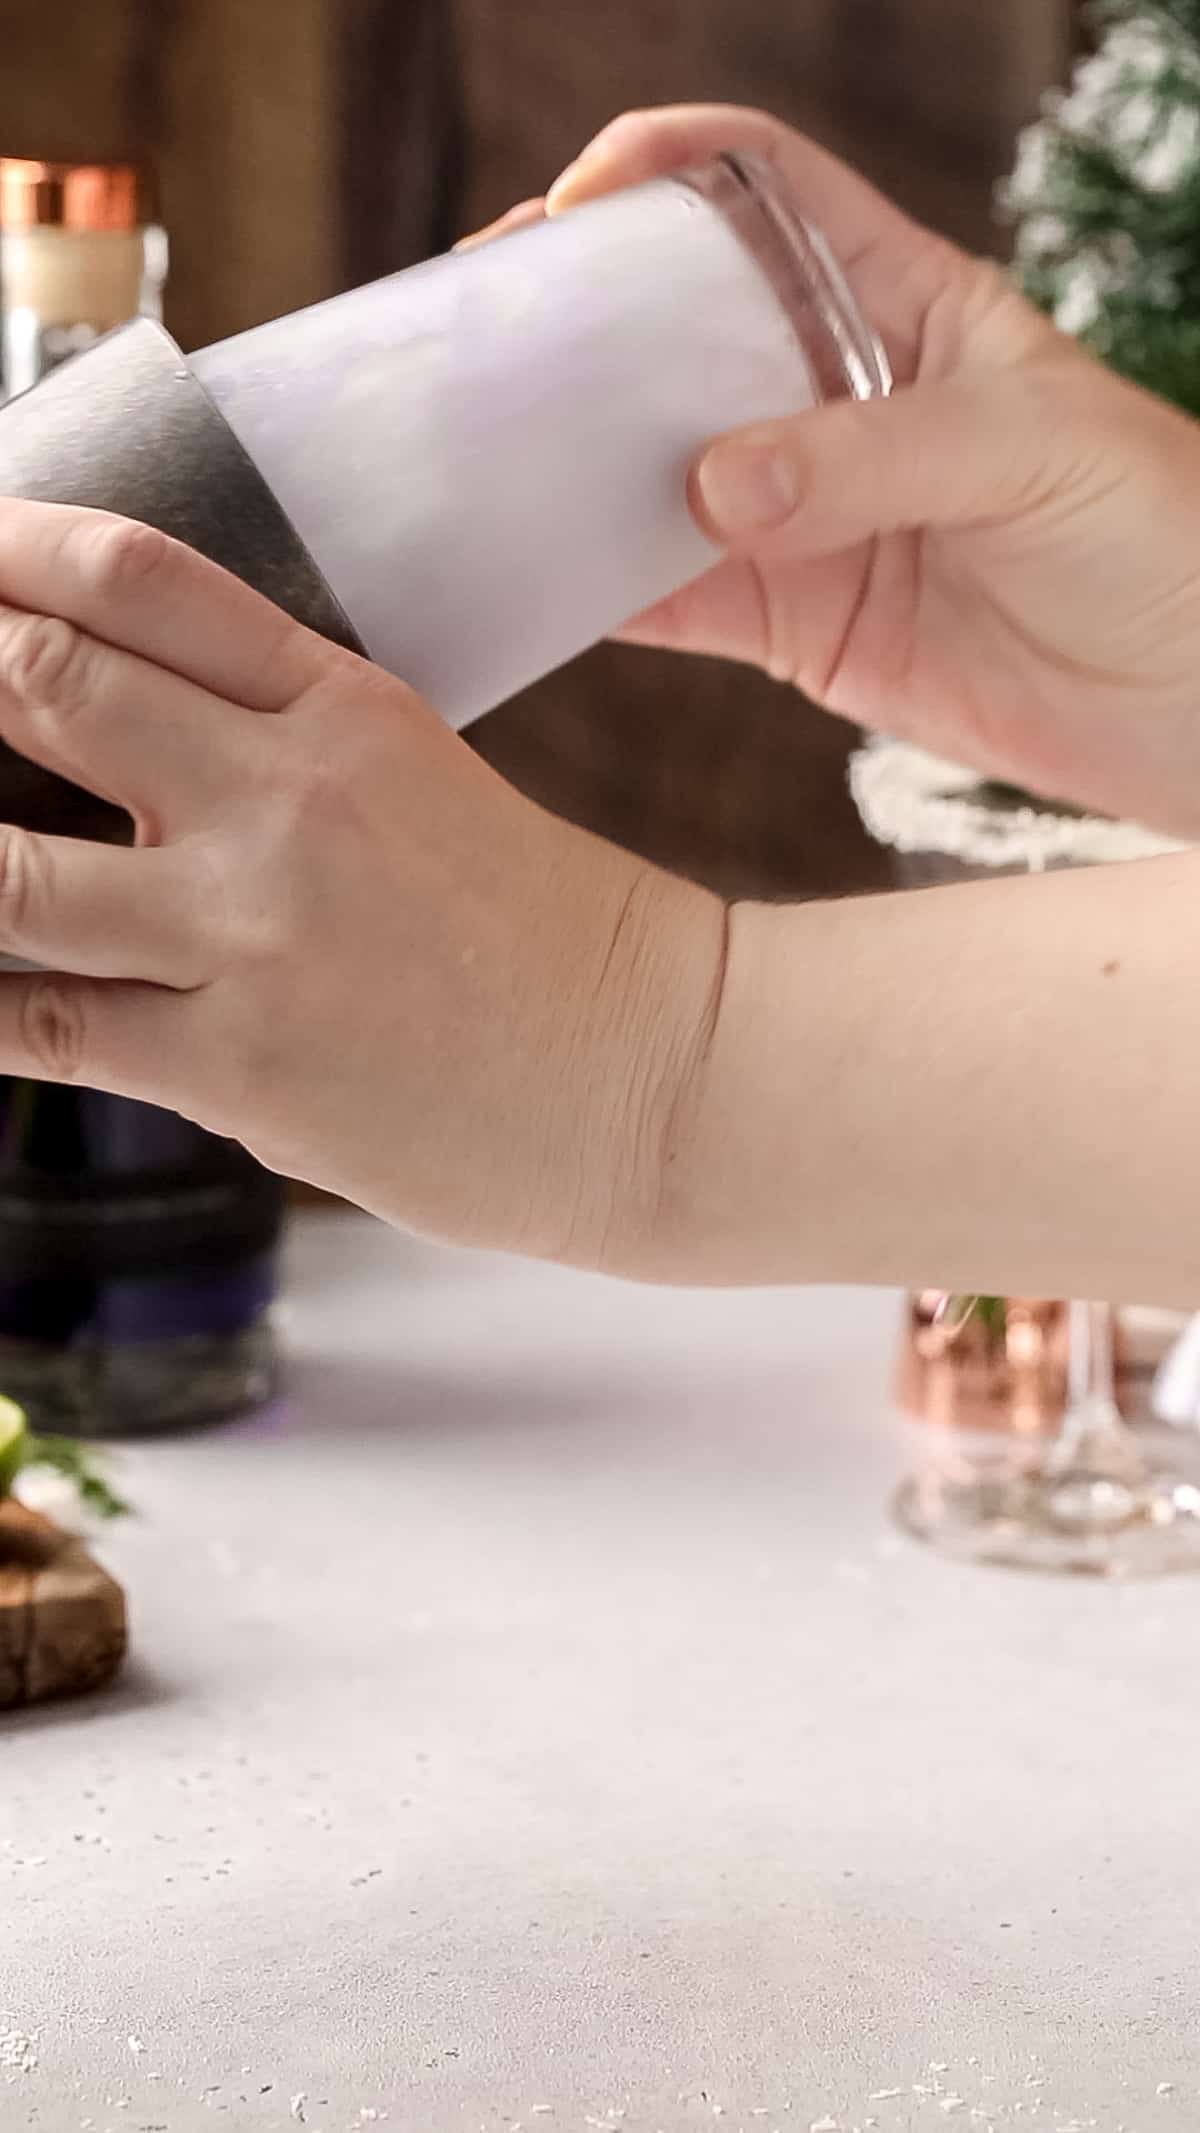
[208,995,290,1125]
[0,824,45,937]
[955,254,1058,369]
[197,838,283,972]
[239,1012,287,1090]
[280,748,355,832]
[19,977,88,1082]
[0,611,94,710]
[960,254,1013,313]
[228,903,290,976]
[81,515,174,605]
[241,613,338,712]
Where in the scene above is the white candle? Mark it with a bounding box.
[2,227,147,329]
[0,159,165,402]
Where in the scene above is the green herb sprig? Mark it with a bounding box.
[21,1434,130,1521]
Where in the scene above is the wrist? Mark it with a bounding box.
[646,894,763,1283]
[533,831,729,1280]
[647,896,829,1286]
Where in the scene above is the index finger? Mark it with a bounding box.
[546,104,961,381]
[0,500,338,712]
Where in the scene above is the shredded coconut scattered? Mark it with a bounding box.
[0,2025,39,2075]
[850,740,1184,873]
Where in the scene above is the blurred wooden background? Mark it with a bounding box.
[0,0,1077,904]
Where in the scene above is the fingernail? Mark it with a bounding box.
[454,200,544,252]
[544,162,581,213]
[696,439,799,537]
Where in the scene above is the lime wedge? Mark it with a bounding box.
[0,1396,30,1498]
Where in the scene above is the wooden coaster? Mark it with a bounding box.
[0,1499,127,1709]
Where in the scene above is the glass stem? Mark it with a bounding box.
[1050,1301,1144,1482]
[1071,1298,1117,1412]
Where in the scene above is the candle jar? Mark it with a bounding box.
[0,158,166,402]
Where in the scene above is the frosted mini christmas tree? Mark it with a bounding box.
[1003,0,1200,415]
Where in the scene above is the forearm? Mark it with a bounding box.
[648,856,1200,1304]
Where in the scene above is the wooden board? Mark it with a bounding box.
[0,1500,126,1709]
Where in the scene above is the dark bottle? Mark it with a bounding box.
[0,156,283,1435]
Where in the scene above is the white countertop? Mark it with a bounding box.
[4,1212,1199,2133]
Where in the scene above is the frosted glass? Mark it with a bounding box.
[193,171,873,728]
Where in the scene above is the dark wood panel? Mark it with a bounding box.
[455,0,1077,256]
[338,0,464,285]
[0,0,139,162]
[156,0,338,351]
[0,0,460,349]
[0,0,338,347]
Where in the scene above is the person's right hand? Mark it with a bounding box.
[542,106,1200,840]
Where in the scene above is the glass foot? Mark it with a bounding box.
[896,1458,1200,1577]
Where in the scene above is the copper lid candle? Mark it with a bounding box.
[0,157,166,401]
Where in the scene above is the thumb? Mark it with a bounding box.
[692,368,1069,558]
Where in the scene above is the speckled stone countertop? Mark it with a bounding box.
[4,1213,1197,2133]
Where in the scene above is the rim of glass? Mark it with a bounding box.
[681,151,893,405]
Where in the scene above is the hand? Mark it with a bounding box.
[0,501,722,1268]
[539,106,1200,840]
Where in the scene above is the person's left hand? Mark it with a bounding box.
[0,500,721,1269]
